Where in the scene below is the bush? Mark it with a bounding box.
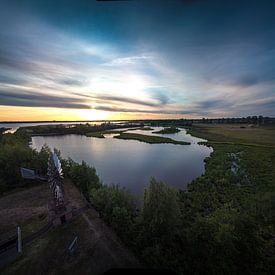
[89,184,135,239]
[0,133,49,192]
[66,160,101,198]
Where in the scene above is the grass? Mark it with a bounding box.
[188,124,275,147]
[85,132,105,138]
[153,127,180,134]
[85,129,128,138]
[137,127,154,131]
[0,184,49,236]
[2,216,87,275]
[103,130,129,134]
[20,214,48,238]
[114,132,190,145]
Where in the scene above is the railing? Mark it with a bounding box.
[0,203,89,256]
[22,221,53,245]
[0,235,17,254]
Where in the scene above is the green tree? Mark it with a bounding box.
[67,160,101,197]
[142,178,181,244]
[90,184,135,239]
[136,178,182,269]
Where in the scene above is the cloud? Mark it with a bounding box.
[231,72,275,88]
[97,95,161,107]
[94,105,204,116]
[56,78,86,87]
[72,92,169,108]
[148,88,171,105]
[94,105,172,114]
[236,97,275,113]
[104,55,153,66]
[193,99,231,110]
[0,73,27,86]
[0,89,90,109]
[233,75,259,87]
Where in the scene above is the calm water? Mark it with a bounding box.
[31,127,212,197]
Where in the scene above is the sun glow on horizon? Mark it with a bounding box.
[76,109,109,121]
[0,106,188,122]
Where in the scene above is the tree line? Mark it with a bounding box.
[131,116,275,127]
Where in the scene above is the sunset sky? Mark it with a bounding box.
[0,0,274,121]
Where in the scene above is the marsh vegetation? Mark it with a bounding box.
[153,126,180,134]
[114,132,190,145]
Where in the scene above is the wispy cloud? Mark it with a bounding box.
[94,105,188,115]
[0,88,90,109]
[103,55,153,66]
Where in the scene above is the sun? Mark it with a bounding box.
[76,109,109,121]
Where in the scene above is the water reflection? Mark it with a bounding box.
[127,127,206,144]
[31,128,213,197]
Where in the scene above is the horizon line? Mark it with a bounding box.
[1,116,274,124]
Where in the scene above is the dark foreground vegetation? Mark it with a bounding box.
[0,123,274,274]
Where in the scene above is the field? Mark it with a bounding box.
[189,124,275,147]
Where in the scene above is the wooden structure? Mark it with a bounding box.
[47,152,72,226]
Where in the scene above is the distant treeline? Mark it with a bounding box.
[16,122,141,136]
[132,115,275,127]
[194,115,275,124]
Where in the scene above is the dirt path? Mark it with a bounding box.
[81,210,141,271]
[64,180,141,273]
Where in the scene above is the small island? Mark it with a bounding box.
[85,132,105,138]
[114,132,190,145]
[153,126,181,134]
[16,123,140,137]
[138,127,154,131]
[85,129,129,138]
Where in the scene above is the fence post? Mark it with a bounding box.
[17,226,22,253]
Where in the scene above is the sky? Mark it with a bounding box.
[0,0,274,121]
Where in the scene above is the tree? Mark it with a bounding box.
[142,178,181,245]
[89,184,135,239]
[67,160,101,197]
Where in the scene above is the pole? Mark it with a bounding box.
[17,226,22,253]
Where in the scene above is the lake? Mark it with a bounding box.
[31,127,213,197]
